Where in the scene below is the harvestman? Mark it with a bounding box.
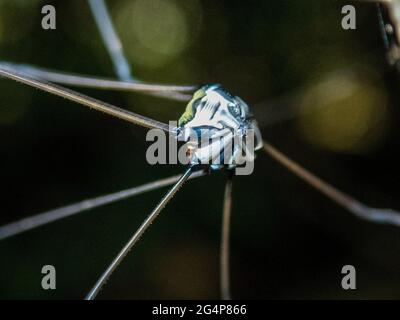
[1,0,400,300]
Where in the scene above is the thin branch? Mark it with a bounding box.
[262,140,400,226]
[0,170,206,241]
[85,166,194,300]
[0,67,173,132]
[0,62,195,101]
[220,173,233,300]
[87,0,133,81]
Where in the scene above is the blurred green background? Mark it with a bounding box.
[1,0,400,299]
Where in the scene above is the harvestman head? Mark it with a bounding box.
[1,0,400,300]
[177,84,263,171]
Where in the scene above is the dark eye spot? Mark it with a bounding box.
[229,104,241,118]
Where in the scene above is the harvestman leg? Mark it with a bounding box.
[0,62,195,101]
[262,140,400,226]
[0,67,171,132]
[220,172,233,300]
[0,170,206,241]
[85,166,195,300]
[218,139,400,300]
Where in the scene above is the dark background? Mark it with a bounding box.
[0,0,400,299]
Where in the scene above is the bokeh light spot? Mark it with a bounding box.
[297,71,390,154]
[115,0,192,68]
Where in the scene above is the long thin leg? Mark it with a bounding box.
[0,67,172,132]
[0,170,206,241]
[262,140,400,226]
[85,166,194,300]
[0,62,196,96]
[87,0,133,81]
[220,173,233,300]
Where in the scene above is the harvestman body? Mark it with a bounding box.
[177,84,263,171]
[1,0,400,300]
